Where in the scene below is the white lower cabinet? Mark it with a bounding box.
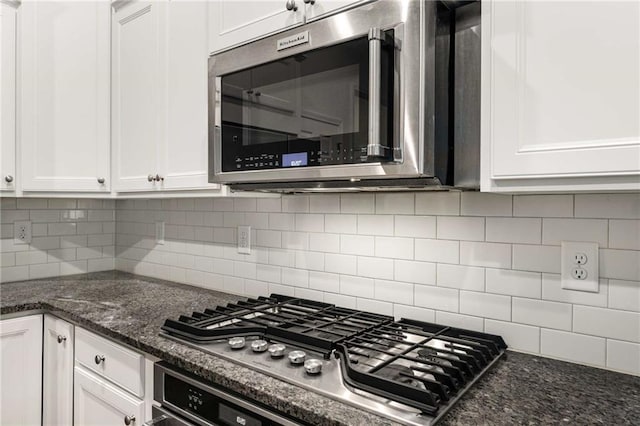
[0,315,43,426]
[75,365,145,426]
[43,315,74,426]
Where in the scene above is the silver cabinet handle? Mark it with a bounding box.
[97,177,105,184]
[285,0,297,11]
[303,0,315,4]
[4,175,13,183]
[94,354,105,364]
[156,174,164,182]
[148,174,164,182]
[124,415,136,425]
[57,335,67,344]
[367,28,387,159]
[148,174,155,182]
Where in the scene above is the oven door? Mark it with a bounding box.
[209,1,425,184]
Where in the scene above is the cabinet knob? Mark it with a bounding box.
[303,0,315,4]
[4,175,13,183]
[97,177,105,184]
[94,354,106,364]
[285,0,297,11]
[124,415,136,425]
[57,335,67,344]
[148,174,155,182]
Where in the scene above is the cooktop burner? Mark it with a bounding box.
[161,294,507,425]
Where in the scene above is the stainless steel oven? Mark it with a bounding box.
[208,0,481,191]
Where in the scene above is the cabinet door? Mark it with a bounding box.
[43,315,74,426]
[304,0,368,22]
[74,365,145,426]
[161,0,218,190]
[20,0,111,192]
[0,315,43,426]
[112,1,164,192]
[0,1,17,192]
[208,0,303,54]
[482,1,640,192]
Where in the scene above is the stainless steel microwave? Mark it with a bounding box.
[208,0,480,192]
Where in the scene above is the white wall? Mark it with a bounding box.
[114,192,640,376]
[0,198,115,282]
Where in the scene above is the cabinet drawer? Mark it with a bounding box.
[75,328,144,397]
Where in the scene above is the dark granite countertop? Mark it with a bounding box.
[1,271,639,425]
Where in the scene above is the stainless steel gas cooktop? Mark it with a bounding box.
[161,294,507,426]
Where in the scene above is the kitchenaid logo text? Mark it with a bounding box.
[277,31,309,51]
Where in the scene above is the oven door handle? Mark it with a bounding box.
[367,28,392,160]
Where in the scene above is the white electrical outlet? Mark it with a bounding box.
[155,221,165,245]
[14,221,32,244]
[561,241,599,292]
[237,225,251,254]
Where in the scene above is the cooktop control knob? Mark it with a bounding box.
[251,339,268,352]
[288,350,306,365]
[228,337,246,349]
[304,358,323,375]
[268,343,286,357]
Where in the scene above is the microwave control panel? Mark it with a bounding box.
[232,147,370,171]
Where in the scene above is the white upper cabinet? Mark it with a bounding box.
[482,1,640,192]
[113,0,219,192]
[303,0,368,22]
[112,0,163,192]
[0,1,18,192]
[20,0,111,192]
[208,0,304,54]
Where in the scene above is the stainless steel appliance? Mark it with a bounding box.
[208,1,481,192]
[160,294,507,426]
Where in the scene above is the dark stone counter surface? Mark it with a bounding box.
[1,271,639,425]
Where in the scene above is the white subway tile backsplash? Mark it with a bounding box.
[415,192,460,216]
[607,340,640,376]
[309,271,341,293]
[574,306,640,343]
[459,291,510,321]
[393,304,436,322]
[512,298,572,331]
[512,244,561,273]
[357,256,394,280]
[256,230,281,248]
[16,251,48,265]
[256,198,281,213]
[608,279,640,312]
[394,215,436,239]
[309,194,341,213]
[309,233,340,253]
[48,223,77,236]
[17,199,48,209]
[282,232,309,250]
[340,275,374,298]
[575,194,640,219]
[340,235,374,256]
[325,253,357,275]
[513,195,574,218]
[415,239,459,264]
[357,215,394,236]
[256,264,281,283]
[1,210,29,223]
[600,249,640,281]
[414,285,459,312]
[295,214,324,232]
[394,260,436,285]
[437,264,485,291]
[374,237,413,260]
[461,193,512,217]
[295,251,324,271]
[323,292,357,309]
[340,194,374,214]
[234,198,256,212]
[542,218,608,246]
[374,280,414,305]
[281,267,309,288]
[325,214,357,234]
[486,218,541,244]
[269,213,295,231]
[375,193,414,215]
[268,249,296,267]
[485,268,541,298]
[485,320,540,353]
[541,329,606,367]
[0,265,29,282]
[460,242,511,268]
[294,287,324,301]
[29,263,60,279]
[282,195,309,213]
[541,274,608,307]
[437,217,485,242]
[30,210,60,223]
[435,311,484,332]
[609,220,640,250]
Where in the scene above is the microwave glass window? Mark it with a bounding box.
[220,33,394,172]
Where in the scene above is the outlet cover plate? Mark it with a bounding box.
[238,225,251,254]
[14,221,32,244]
[561,241,599,292]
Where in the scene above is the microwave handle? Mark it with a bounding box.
[367,28,390,159]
